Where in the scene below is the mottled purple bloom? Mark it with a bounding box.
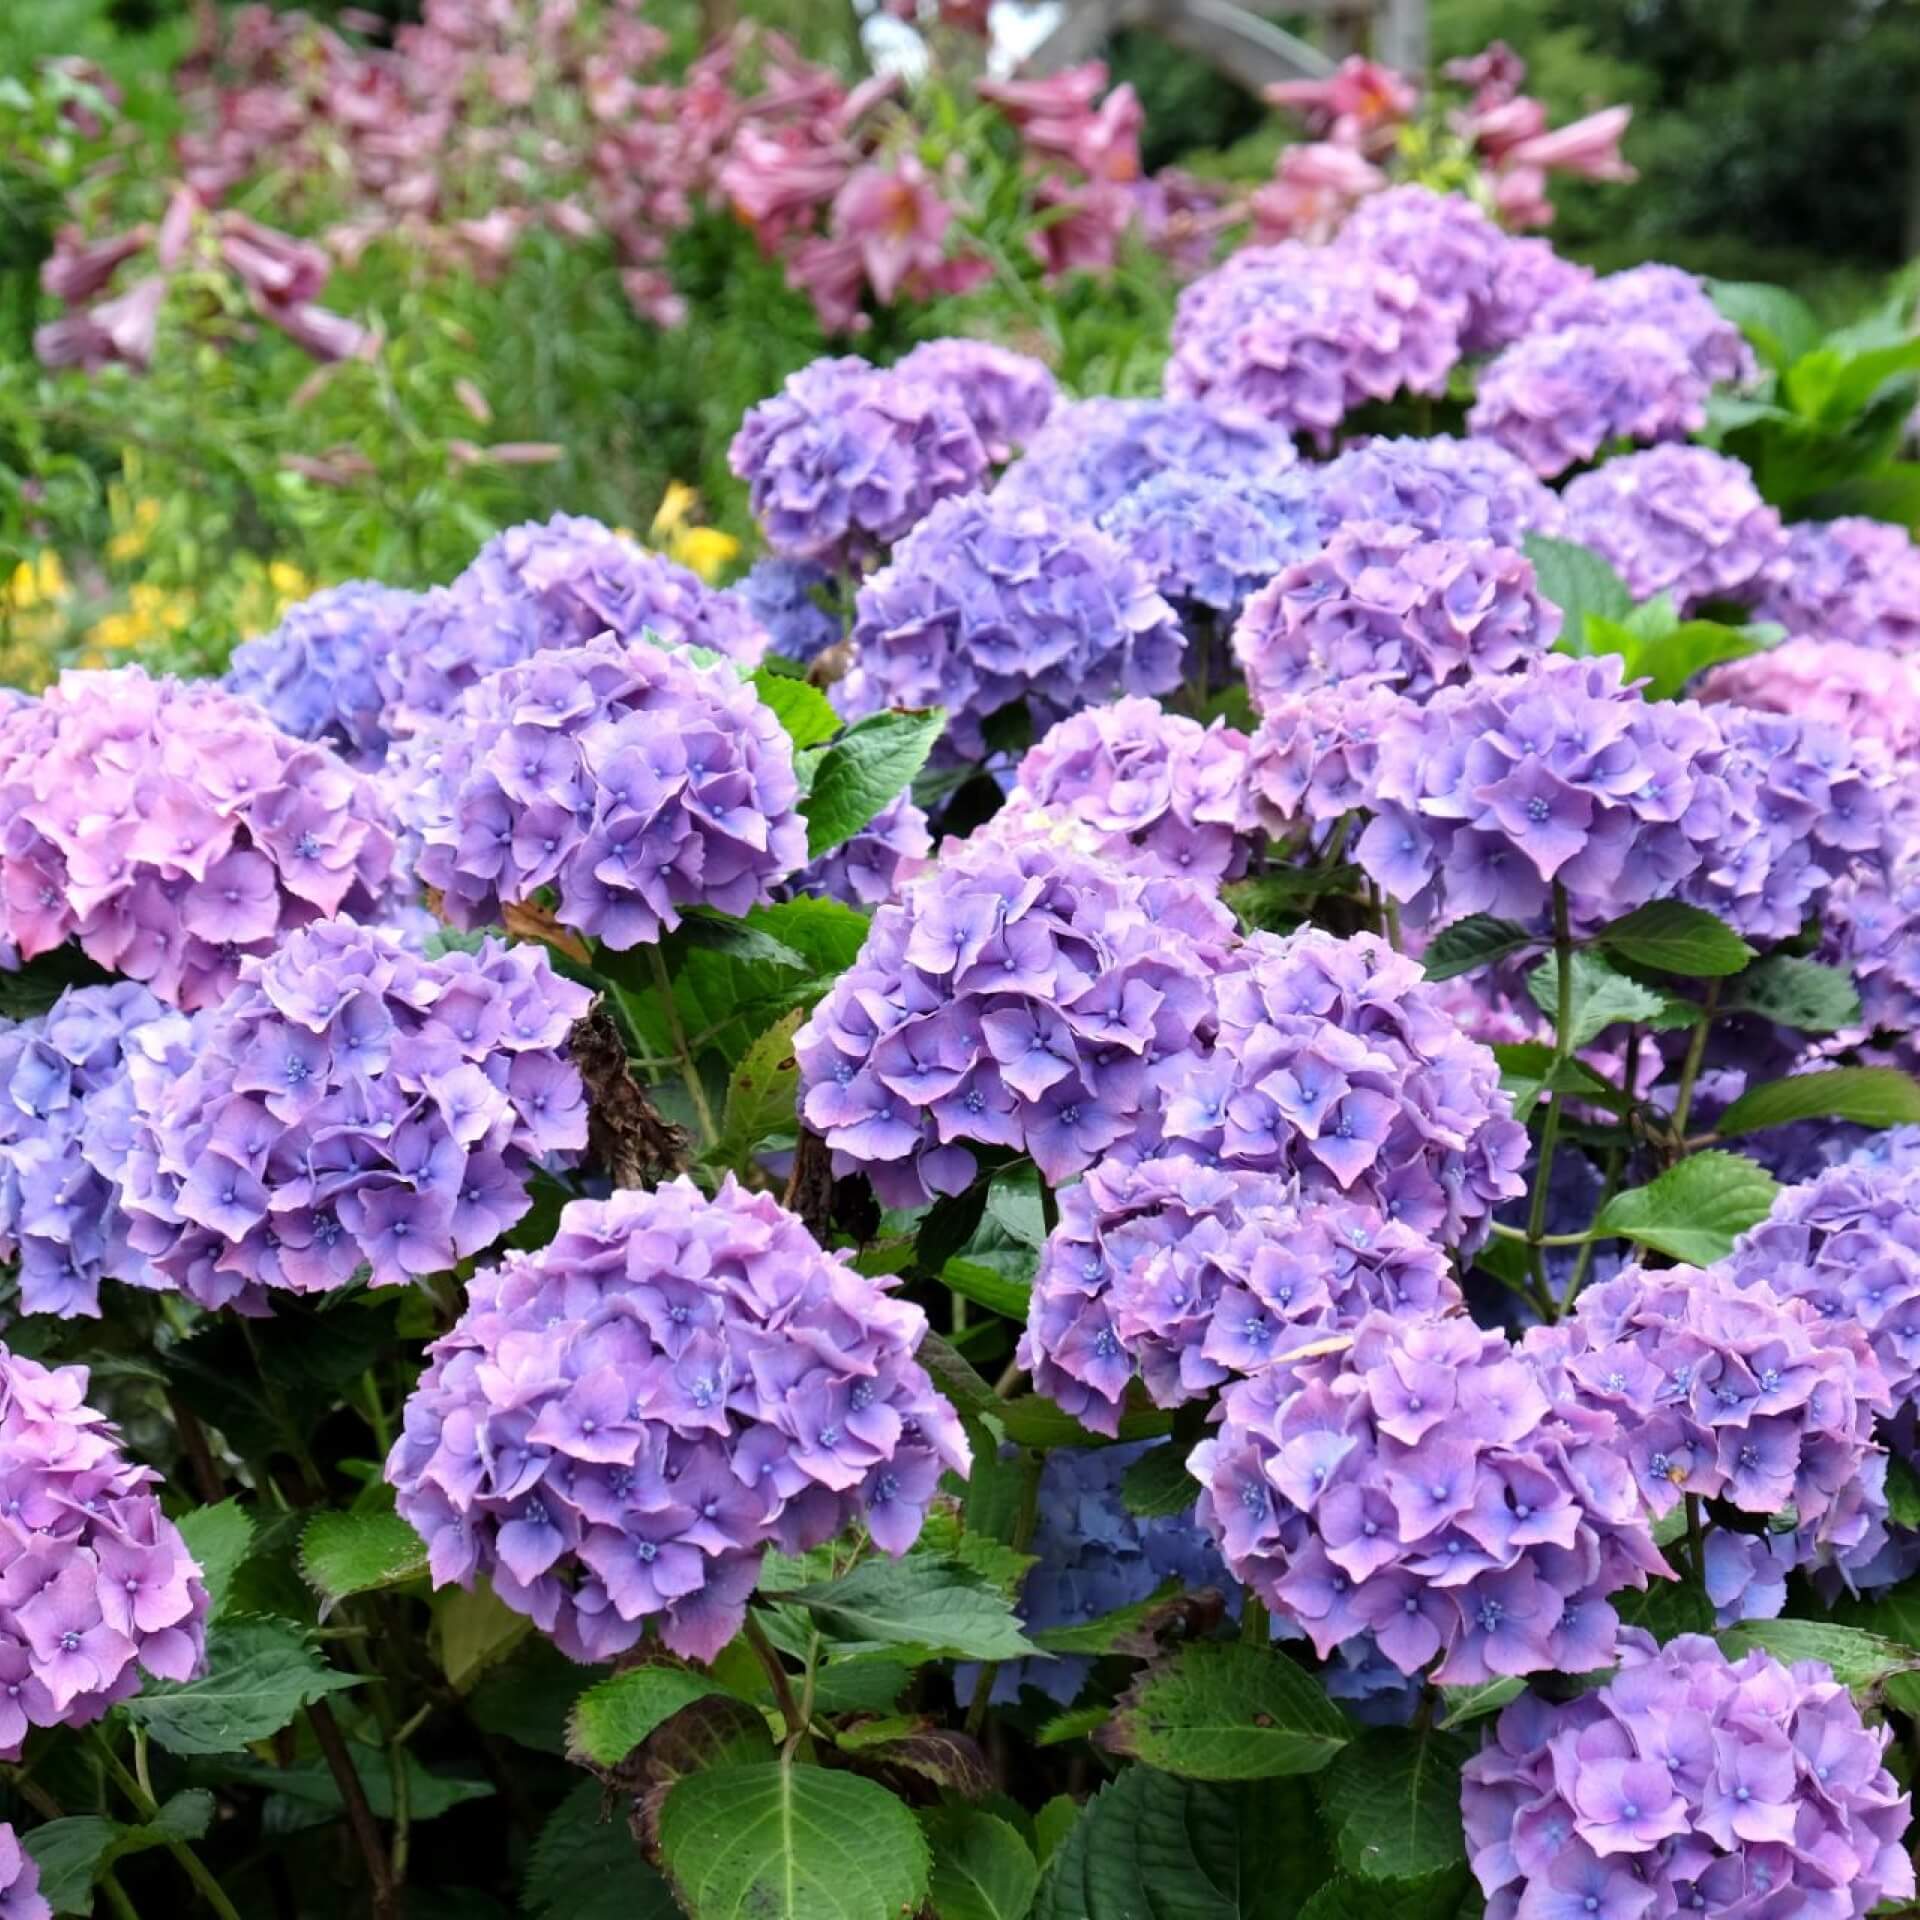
[224,581,421,769]
[736,557,843,666]
[1532,264,1758,388]
[1022,1154,1461,1434]
[796,833,1235,1206]
[1705,637,1920,768]
[999,699,1259,885]
[835,493,1186,762]
[118,920,589,1310]
[1752,516,1920,655]
[893,338,1058,463]
[1191,1311,1664,1685]
[1468,323,1706,477]
[781,791,931,909]
[1314,435,1566,546]
[386,1176,969,1663]
[1234,522,1559,717]
[0,1824,47,1920]
[0,667,395,1010]
[1562,447,1788,612]
[1333,186,1592,353]
[395,634,806,949]
[1245,681,1410,832]
[1824,847,1920,1059]
[0,1348,208,1755]
[729,356,990,572]
[1463,1631,1913,1920]
[996,396,1297,523]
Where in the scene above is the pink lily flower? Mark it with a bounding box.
[1505,106,1635,181]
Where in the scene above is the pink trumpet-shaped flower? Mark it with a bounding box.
[1504,105,1635,181]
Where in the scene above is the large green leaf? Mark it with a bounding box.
[1294,1873,1470,1920]
[752,671,841,751]
[22,1794,214,1914]
[568,1664,739,1768]
[1525,949,1666,1050]
[1522,535,1632,643]
[1718,1620,1920,1696]
[804,708,946,856]
[1318,1727,1471,1883]
[1708,280,1823,370]
[122,1618,362,1755]
[922,1807,1039,1920]
[657,1761,930,1920]
[1033,1771,1327,1920]
[1030,1580,1185,1659]
[1121,1442,1201,1520]
[1421,916,1536,983]
[1105,1642,1350,1780]
[175,1500,255,1621]
[1722,956,1861,1035]
[524,1779,680,1920]
[705,1007,805,1174]
[1714,1067,1920,1138]
[1591,1151,1781,1266]
[781,1556,1038,1661]
[997,1395,1174,1448]
[1435,1678,1524,1732]
[300,1499,429,1608]
[1595,902,1754,978]
[1613,1577,1716,1641]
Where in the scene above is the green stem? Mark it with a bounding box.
[1564,1149,1623,1307]
[1523,885,1576,1320]
[743,1613,805,1745]
[786,1633,822,1762]
[648,941,718,1147]
[1489,1220,1593,1249]
[93,1731,245,1920]
[965,1455,1043,1737]
[1670,979,1722,1144]
[99,1873,141,1920]
[1241,1595,1270,1646]
[1685,1493,1706,1585]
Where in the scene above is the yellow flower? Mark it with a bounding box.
[86,581,194,656]
[6,552,67,612]
[268,561,310,600]
[650,481,700,543]
[668,526,740,584]
[106,497,163,564]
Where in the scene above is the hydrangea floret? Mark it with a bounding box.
[1312,434,1566,546]
[1755,515,1920,654]
[893,337,1058,463]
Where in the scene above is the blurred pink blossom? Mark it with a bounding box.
[1027,175,1132,280]
[1504,106,1635,182]
[1250,142,1385,243]
[978,63,1108,131]
[1265,57,1417,156]
[39,227,150,304]
[1443,42,1527,103]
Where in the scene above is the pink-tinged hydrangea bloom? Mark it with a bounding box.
[1165,242,1460,446]
[1704,637,1920,766]
[1234,523,1560,718]
[1246,682,1410,834]
[1463,1632,1914,1920]
[835,493,1185,762]
[1129,926,1528,1248]
[1528,1263,1890,1622]
[1352,654,1742,930]
[1332,186,1592,353]
[1467,322,1705,477]
[0,668,395,1011]
[1313,436,1566,546]
[892,338,1058,464]
[1098,470,1329,626]
[1000,699,1260,885]
[0,1347,208,1752]
[1561,446,1788,612]
[1679,706,1897,943]
[1754,516,1920,653]
[1021,1154,1461,1435]
[728,356,990,572]
[0,982,192,1319]
[1190,1311,1666,1685]
[1532,262,1757,388]
[397,634,805,949]
[995,396,1298,524]
[1824,849,1920,1058]
[118,921,589,1313]
[385,514,770,733]
[781,791,931,910]
[386,1176,969,1663]
[795,834,1235,1206]
[0,1824,47,1920]
[224,581,422,770]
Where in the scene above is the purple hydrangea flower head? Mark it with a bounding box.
[1097,469,1329,624]
[1754,516,1920,654]
[0,1826,47,1920]
[1332,186,1592,354]
[1234,522,1560,717]
[795,832,1237,1206]
[1245,681,1411,832]
[1021,1154,1462,1435]
[1314,435,1567,546]
[1533,262,1759,388]
[1824,848,1920,1058]
[729,356,990,573]
[1561,446,1788,612]
[0,667,396,1011]
[835,493,1186,762]
[1190,1310,1666,1684]
[1352,654,1742,930]
[965,1438,1232,1706]
[1166,242,1460,446]
[117,919,591,1312]
[1705,638,1920,767]
[735,557,843,666]
[0,982,193,1318]
[1000,699,1260,885]
[781,790,932,909]
[1467,322,1706,477]
[386,1174,969,1663]
[397,633,806,948]
[0,1346,209,1754]
[996,397,1298,523]
[893,338,1058,463]
[223,581,421,769]
[387,514,770,733]
[1527,1262,1891,1618]
[1462,1630,1914,1920]
[1678,705,1897,943]
[1129,926,1528,1248]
